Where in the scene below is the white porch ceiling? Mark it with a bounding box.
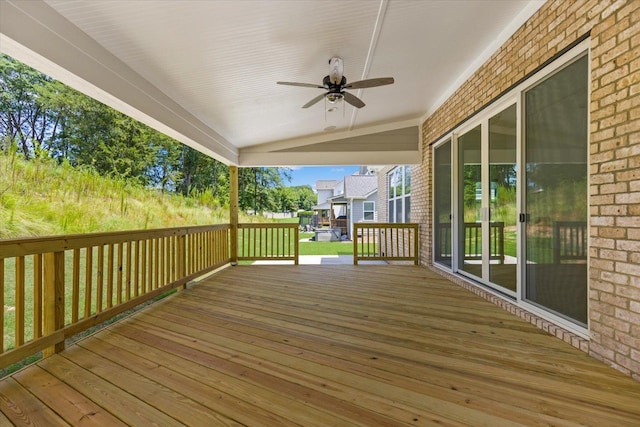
[0,0,543,166]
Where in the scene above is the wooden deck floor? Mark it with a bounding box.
[2,265,640,426]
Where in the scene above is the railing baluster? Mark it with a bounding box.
[15,256,25,347]
[33,254,43,338]
[96,245,104,313]
[189,233,194,274]
[134,240,140,297]
[200,233,206,270]
[126,241,132,300]
[107,244,114,308]
[169,235,175,282]
[142,239,148,294]
[72,249,80,323]
[160,237,166,288]
[84,247,93,318]
[193,233,198,273]
[199,233,204,271]
[251,228,256,258]
[117,243,123,304]
[153,238,159,290]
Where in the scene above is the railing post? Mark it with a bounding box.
[353,224,358,265]
[294,226,299,265]
[43,251,65,357]
[413,224,420,265]
[229,165,239,265]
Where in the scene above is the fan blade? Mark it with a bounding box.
[344,77,394,89]
[277,81,324,88]
[302,93,327,108]
[343,91,365,108]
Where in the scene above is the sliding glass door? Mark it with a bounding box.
[434,140,452,267]
[454,105,517,294]
[524,55,588,325]
[433,45,588,328]
[458,126,482,280]
[488,105,517,292]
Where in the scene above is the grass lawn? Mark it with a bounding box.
[298,232,355,256]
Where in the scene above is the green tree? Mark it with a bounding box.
[0,54,62,158]
[1,53,300,214]
[291,185,316,211]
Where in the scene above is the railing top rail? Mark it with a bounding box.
[238,223,298,229]
[354,223,419,228]
[0,224,230,258]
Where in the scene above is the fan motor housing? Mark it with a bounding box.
[322,75,346,92]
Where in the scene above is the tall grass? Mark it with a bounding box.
[0,153,255,238]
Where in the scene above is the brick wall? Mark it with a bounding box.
[376,166,392,223]
[416,0,640,380]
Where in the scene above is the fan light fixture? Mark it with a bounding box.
[326,93,343,104]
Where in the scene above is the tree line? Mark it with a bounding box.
[0,54,316,213]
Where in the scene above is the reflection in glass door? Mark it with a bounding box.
[434,140,452,267]
[456,106,518,294]
[524,55,588,325]
[457,126,482,281]
[489,105,517,292]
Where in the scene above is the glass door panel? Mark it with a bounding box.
[524,55,588,325]
[489,105,517,292]
[457,126,482,280]
[434,140,452,267]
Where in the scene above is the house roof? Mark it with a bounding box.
[316,180,341,191]
[312,202,331,211]
[344,175,378,199]
[1,0,544,166]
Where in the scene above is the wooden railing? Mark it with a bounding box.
[237,223,299,264]
[353,223,419,265]
[553,221,587,264]
[330,218,348,236]
[435,222,505,263]
[0,225,230,368]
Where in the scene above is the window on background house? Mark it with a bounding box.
[363,201,375,221]
[387,166,411,223]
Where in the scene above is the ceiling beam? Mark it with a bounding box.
[239,123,421,166]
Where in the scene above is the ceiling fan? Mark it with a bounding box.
[277,57,394,109]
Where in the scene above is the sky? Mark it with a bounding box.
[285,165,360,190]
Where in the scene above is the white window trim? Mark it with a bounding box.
[388,165,411,223]
[363,201,375,221]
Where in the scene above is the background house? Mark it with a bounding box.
[313,167,379,239]
[312,180,339,228]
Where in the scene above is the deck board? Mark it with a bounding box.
[2,265,640,426]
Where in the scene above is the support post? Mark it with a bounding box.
[229,165,239,265]
[43,251,65,357]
